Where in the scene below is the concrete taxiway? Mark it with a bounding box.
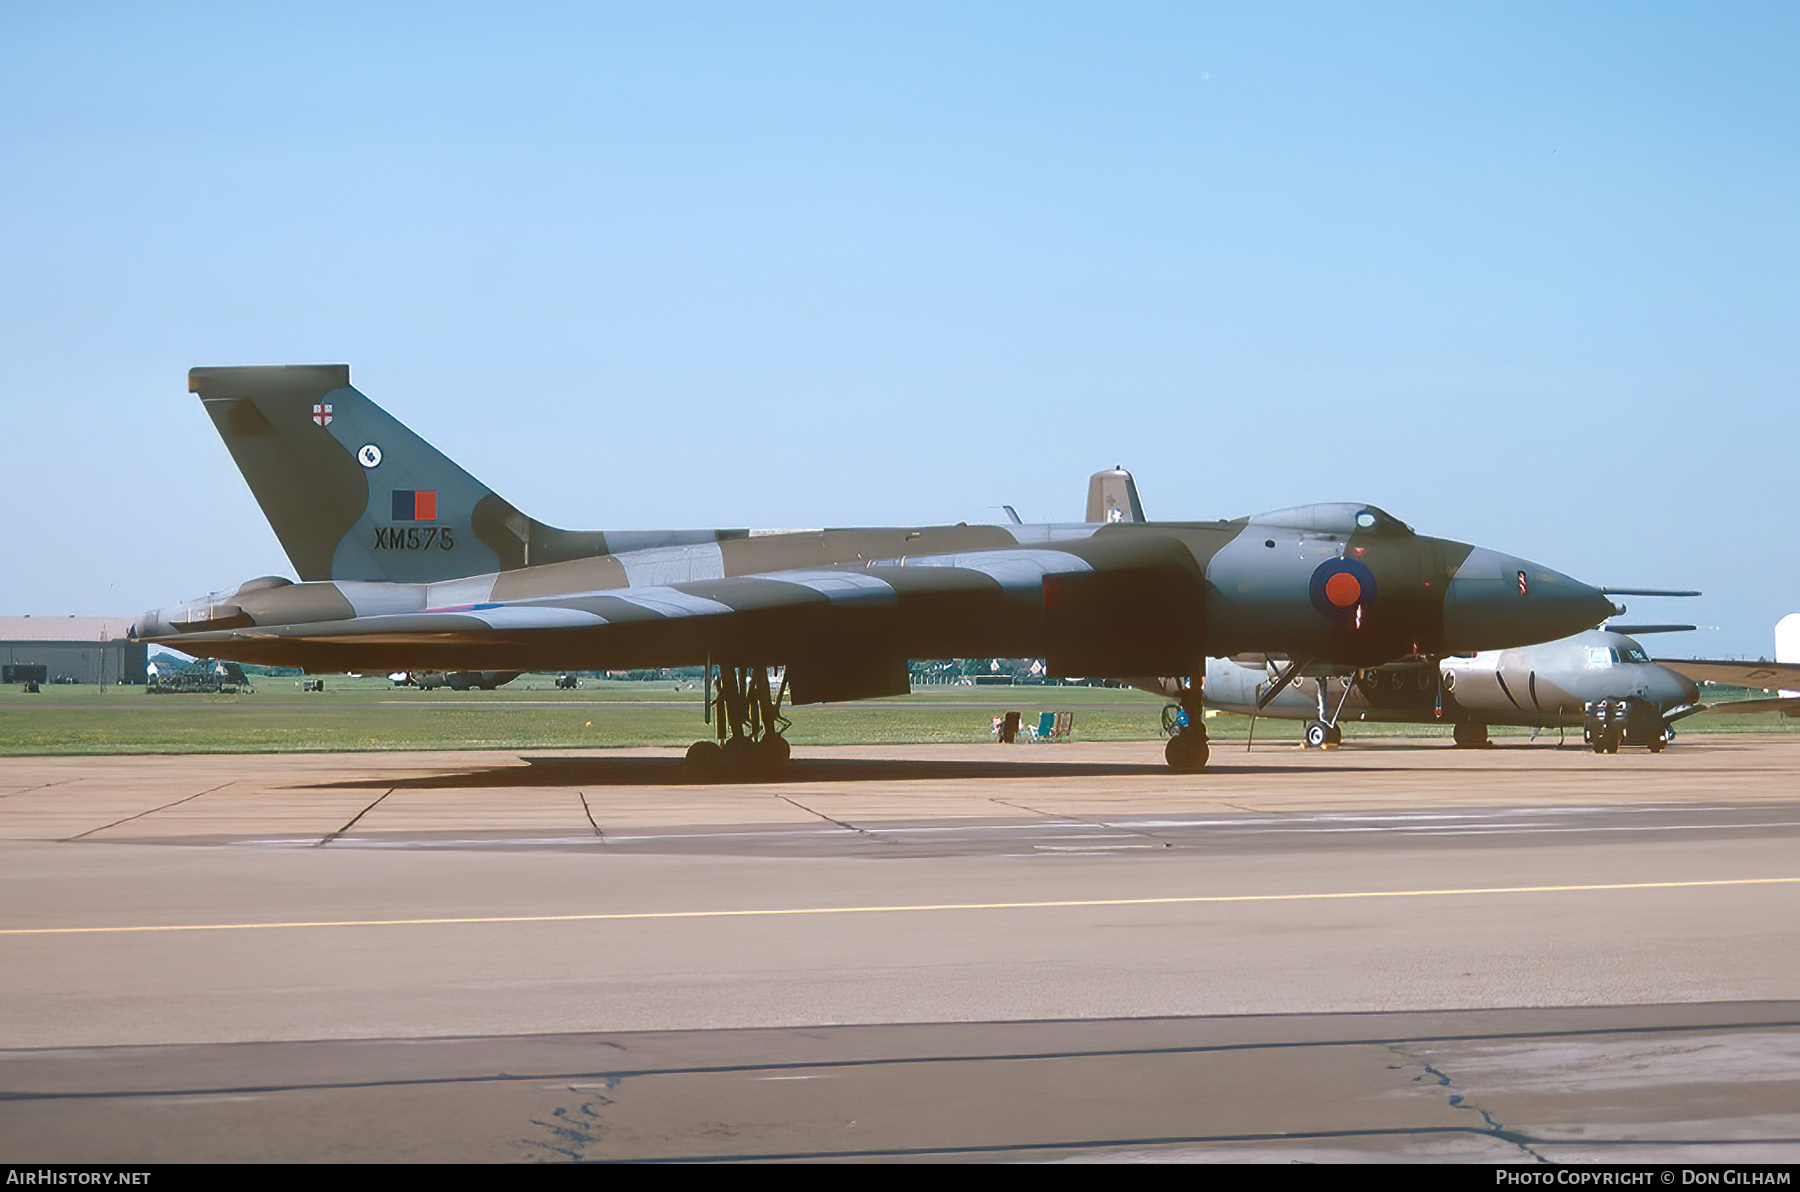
[1,736,1798,1161]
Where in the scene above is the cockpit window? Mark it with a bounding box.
[1245,503,1415,536]
[1589,648,1611,666]
[1353,506,1414,534]
[1619,645,1649,663]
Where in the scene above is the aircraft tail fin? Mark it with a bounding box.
[1778,614,1800,699]
[1086,467,1146,523]
[189,365,591,583]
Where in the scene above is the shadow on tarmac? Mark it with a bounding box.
[297,753,1416,791]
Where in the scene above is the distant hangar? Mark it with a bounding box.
[0,616,145,685]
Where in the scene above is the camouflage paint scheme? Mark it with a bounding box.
[139,366,1614,711]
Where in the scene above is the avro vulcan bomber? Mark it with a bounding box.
[137,366,1614,773]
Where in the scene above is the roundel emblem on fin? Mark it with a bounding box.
[358,444,383,468]
[1309,558,1377,623]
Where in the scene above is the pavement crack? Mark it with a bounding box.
[777,795,889,841]
[520,1098,612,1162]
[1388,1043,1550,1164]
[0,778,81,800]
[578,792,604,839]
[317,788,395,846]
[991,797,1174,846]
[989,797,1083,824]
[60,781,236,842]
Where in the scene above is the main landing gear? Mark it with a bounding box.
[684,663,792,779]
[1164,680,1209,772]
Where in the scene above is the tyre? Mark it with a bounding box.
[721,734,756,770]
[757,734,791,767]
[1304,721,1330,749]
[1452,723,1490,749]
[1164,733,1209,772]
[683,739,723,778]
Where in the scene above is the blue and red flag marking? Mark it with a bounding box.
[391,490,438,521]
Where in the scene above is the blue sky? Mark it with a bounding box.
[2,3,1794,656]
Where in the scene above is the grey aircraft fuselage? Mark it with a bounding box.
[1203,628,1699,732]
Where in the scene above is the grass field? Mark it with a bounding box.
[0,677,1168,756]
[0,675,1792,757]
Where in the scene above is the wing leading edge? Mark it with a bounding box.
[155,549,1104,697]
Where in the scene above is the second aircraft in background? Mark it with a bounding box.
[1201,624,1800,753]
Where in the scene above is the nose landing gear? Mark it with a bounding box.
[1304,720,1343,749]
[1300,671,1355,749]
[1582,697,1667,755]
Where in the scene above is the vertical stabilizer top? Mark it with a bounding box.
[189,365,576,583]
[1086,467,1146,523]
[1777,614,1800,665]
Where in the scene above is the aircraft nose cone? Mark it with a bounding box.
[1656,667,1701,710]
[1442,548,1614,652]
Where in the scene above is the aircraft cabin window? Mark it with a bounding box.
[1589,648,1611,666]
[1355,511,1377,529]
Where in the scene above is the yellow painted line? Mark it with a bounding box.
[2,877,1797,937]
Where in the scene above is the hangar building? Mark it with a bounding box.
[0,616,146,685]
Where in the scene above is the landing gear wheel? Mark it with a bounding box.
[1304,721,1330,749]
[683,739,723,778]
[1326,725,1343,747]
[720,734,756,769]
[757,733,791,767]
[1164,732,1209,772]
[1648,738,1666,754]
[1452,723,1491,749]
